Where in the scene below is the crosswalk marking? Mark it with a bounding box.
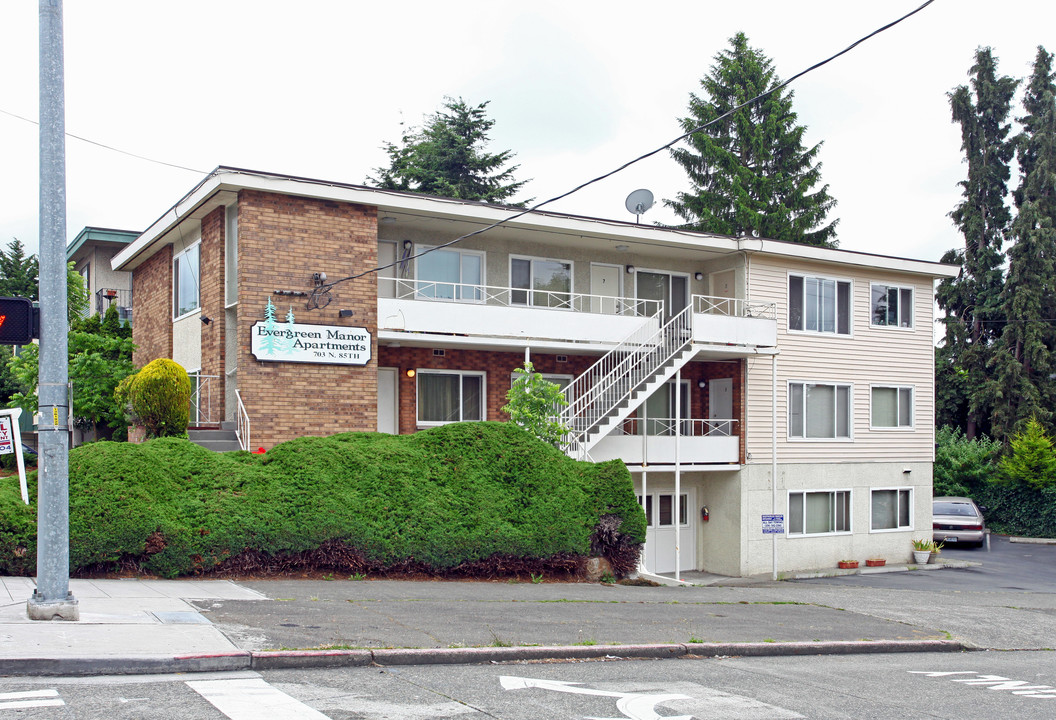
[186,678,331,720]
[0,689,64,710]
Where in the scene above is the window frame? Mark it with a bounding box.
[414,245,485,303]
[870,283,914,329]
[415,369,486,426]
[870,487,913,532]
[173,240,201,321]
[787,272,853,336]
[786,489,852,537]
[870,385,914,430]
[510,255,574,309]
[787,381,853,441]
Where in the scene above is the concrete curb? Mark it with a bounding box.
[1009,536,1056,545]
[0,640,974,677]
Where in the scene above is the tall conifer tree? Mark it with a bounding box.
[936,48,1018,438]
[665,33,838,247]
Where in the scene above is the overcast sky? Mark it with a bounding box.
[1,0,1054,265]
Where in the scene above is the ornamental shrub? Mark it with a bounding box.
[128,359,190,438]
[933,426,1001,497]
[502,362,569,447]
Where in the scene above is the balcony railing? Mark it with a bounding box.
[95,287,133,323]
[590,417,741,465]
[693,295,776,319]
[188,372,220,426]
[611,417,738,437]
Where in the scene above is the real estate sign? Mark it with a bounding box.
[251,321,371,366]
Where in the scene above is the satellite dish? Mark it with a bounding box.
[625,189,654,222]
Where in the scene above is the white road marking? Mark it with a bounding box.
[0,688,64,710]
[186,678,331,720]
[910,671,1056,699]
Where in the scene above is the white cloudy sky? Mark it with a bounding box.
[1,0,1053,264]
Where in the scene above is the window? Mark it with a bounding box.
[788,274,851,335]
[788,490,851,535]
[224,205,238,307]
[173,242,200,318]
[417,371,484,424]
[788,382,851,439]
[637,494,688,527]
[871,284,913,328]
[871,488,912,531]
[511,256,572,308]
[636,270,689,319]
[416,247,483,301]
[871,386,913,429]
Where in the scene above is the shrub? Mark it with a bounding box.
[933,426,1001,497]
[502,362,569,447]
[999,417,1056,489]
[128,359,190,438]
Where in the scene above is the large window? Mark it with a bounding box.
[788,274,851,335]
[173,242,200,319]
[637,494,688,527]
[788,382,851,439]
[416,247,483,301]
[871,284,913,328]
[788,490,851,535]
[417,371,484,424]
[511,256,572,308]
[871,488,912,531]
[871,386,913,429]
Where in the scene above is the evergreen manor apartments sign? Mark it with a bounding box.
[252,301,370,365]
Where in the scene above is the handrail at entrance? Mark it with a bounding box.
[235,389,250,452]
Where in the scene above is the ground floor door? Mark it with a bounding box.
[636,488,696,574]
[378,367,398,434]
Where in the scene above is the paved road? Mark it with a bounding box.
[2,651,1054,719]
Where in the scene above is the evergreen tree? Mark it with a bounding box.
[936,48,1018,438]
[986,47,1056,442]
[665,32,838,247]
[0,239,38,299]
[368,97,529,205]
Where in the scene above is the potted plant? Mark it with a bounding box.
[837,559,858,570]
[865,558,886,567]
[911,538,932,564]
[928,540,944,564]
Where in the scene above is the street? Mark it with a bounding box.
[1,650,1055,719]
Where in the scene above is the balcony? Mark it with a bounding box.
[378,278,776,351]
[95,287,132,325]
[589,418,740,466]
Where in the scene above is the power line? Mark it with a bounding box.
[310,0,937,307]
[0,107,206,175]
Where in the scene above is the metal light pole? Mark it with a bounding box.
[28,0,78,621]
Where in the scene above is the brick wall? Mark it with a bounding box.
[132,246,172,366]
[237,190,378,448]
[199,206,226,421]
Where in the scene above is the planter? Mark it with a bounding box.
[928,552,941,564]
[865,559,886,567]
[912,550,931,564]
[837,560,858,570]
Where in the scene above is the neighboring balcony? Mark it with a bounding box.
[589,417,741,466]
[95,287,133,325]
[378,278,776,350]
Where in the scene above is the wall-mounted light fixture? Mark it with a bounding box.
[200,315,212,325]
[694,272,704,281]
[405,369,416,378]
[625,265,636,274]
[402,240,413,250]
[697,380,706,389]
[313,272,327,286]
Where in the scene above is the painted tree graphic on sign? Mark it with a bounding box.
[282,306,297,353]
[260,298,281,355]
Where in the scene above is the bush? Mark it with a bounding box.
[502,362,569,447]
[933,426,1001,497]
[0,422,644,578]
[128,359,190,438]
[999,417,1056,489]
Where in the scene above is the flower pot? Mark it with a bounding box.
[912,550,931,564]
[837,561,858,570]
[865,559,886,567]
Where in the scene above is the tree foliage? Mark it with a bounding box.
[368,97,529,205]
[502,362,569,447]
[665,32,838,247]
[0,239,38,299]
[998,416,1056,489]
[127,358,191,439]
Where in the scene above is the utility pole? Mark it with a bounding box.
[28,0,78,621]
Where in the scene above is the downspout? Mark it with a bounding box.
[675,368,681,582]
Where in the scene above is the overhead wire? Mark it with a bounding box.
[309,0,937,307]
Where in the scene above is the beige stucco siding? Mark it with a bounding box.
[745,255,936,464]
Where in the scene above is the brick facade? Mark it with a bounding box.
[131,245,172,366]
[199,206,226,421]
[235,190,378,448]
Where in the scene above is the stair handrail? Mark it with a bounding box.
[235,389,251,452]
[560,304,694,457]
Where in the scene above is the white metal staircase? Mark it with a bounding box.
[559,304,695,460]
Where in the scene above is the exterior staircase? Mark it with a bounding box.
[188,421,242,453]
[560,304,695,460]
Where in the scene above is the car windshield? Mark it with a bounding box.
[934,502,977,517]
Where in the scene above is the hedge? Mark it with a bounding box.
[0,422,645,578]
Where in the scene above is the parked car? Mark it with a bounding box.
[933,496,987,547]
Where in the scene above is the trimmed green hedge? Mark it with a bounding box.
[0,422,645,577]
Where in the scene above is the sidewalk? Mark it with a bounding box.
[0,561,977,677]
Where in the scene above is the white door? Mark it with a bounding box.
[378,367,398,434]
[590,263,622,314]
[638,490,696,574]
[708,378,733,436]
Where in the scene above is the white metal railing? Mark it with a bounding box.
[693,294,777,319]
[188,373,219,426]
[378,277,660,317]
[235,389,250,452]
[559,304,694,458]
[611,417,738,437]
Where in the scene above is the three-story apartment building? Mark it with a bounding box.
[113,167,957,578]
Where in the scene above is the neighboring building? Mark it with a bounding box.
[112,167,958,578]
[67,226,138,323]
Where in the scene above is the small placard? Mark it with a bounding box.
[0,416,13,455]
[762,514,784,534]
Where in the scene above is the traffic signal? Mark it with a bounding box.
[0,297,39,345]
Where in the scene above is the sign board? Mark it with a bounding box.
[0,408,28,504]
[251,321,371,366]
[762,514,784,534]
[0,416,13,455]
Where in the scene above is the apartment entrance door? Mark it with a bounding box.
[638,490,696,574]
[378,367,398,434]
[590,263,622,314]
[637,271,688,320]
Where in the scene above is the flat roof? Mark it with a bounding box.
[67,226,141,261]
